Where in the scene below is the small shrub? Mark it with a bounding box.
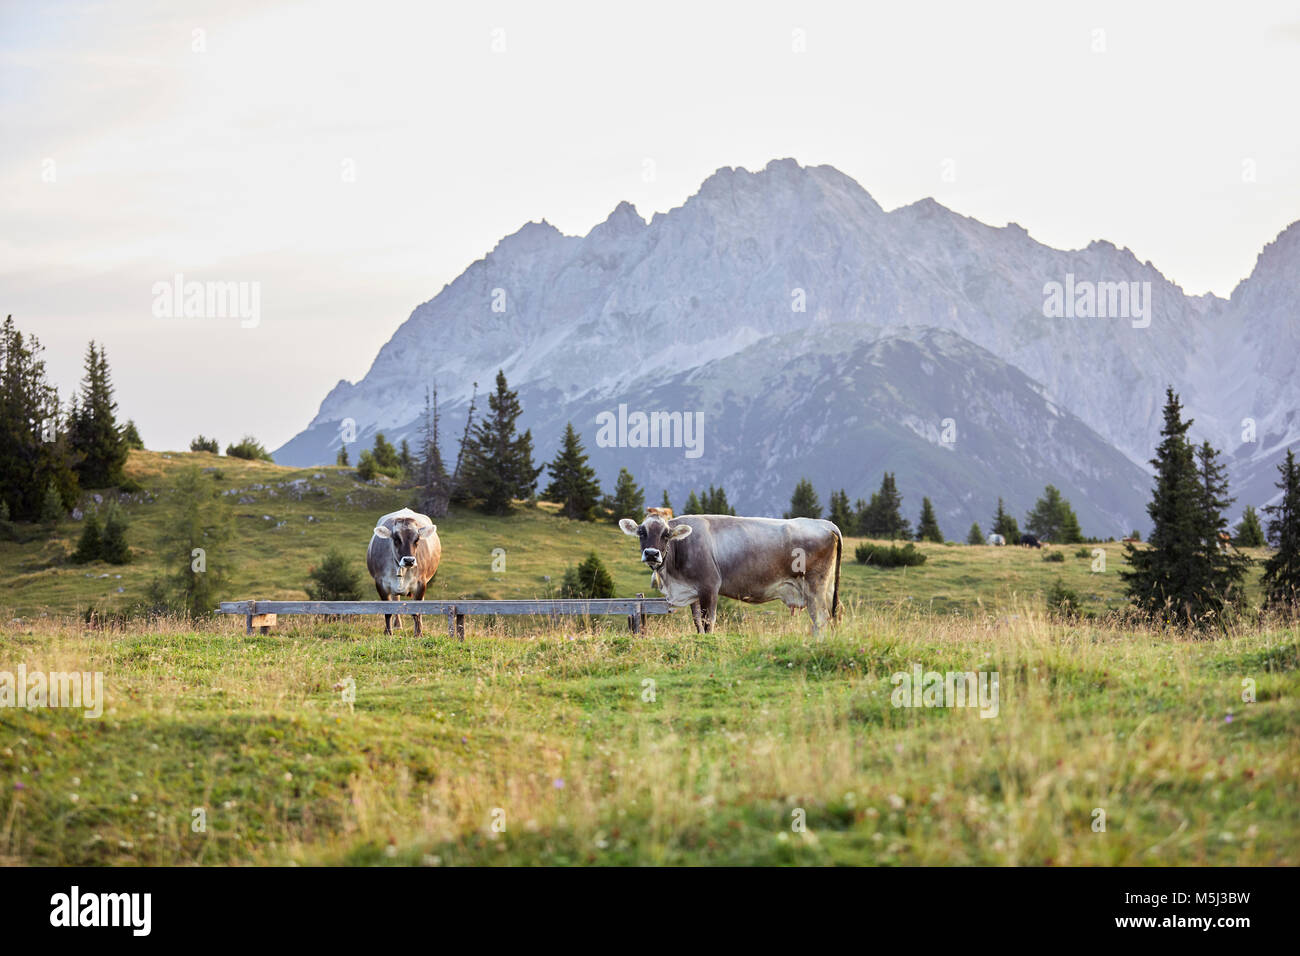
[1074,546,1092,558]
[1046,577,1081,617]
[226,435,273,461]
[71,513,103,563]
[561,552,615,599]
[855,542,927,568]
[306,550,364,601]
[1042,550,1065,562]
[190,435,220,454]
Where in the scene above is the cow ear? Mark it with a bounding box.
[618,518,640,536]
[418,525,436,539]
[373,525,391,539]
[668,524,693,540]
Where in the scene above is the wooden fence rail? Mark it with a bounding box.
[217,595,671,640]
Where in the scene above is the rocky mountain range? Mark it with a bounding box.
[274,159,1300,537]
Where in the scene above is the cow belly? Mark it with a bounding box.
[656,575,699,607]
[726,579,805,608]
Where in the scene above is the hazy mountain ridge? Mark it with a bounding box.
[276,159,1299,529]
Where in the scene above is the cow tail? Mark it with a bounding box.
[831,528,842,622]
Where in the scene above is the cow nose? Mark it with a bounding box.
[400,556,416,567]
[642,548,661,562]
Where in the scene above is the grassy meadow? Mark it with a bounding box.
[0,451,1296,865]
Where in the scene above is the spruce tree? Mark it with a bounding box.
[1234,505,1265,547]
[685,490,702,514]
[459,370,542,515]
[859,473,910,539]
[561,552,615,599]
[660,490,673,512]
[101,503,131,564]
[336,445,350,467]
[39,481,65,525]
[916,497,943,543]
[1025,485,1083,543]
[1261,449,1300,613]
[704,485,735,515]
[154,466,230,618]
[991,498,1020,543]
[0,317,79,521]
[416,387,453,517]
[1122,388,1245,627]
[543,423,602,520]
[121,420,144,450]
[784,478,822,519]
[828,489,854,530]
[67,341,128,488]
[398,439,414,479]
[608,468,645,523]
[72,512,103,563]
[967,522,986,545]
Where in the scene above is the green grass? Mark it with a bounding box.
[1,451,1296,865]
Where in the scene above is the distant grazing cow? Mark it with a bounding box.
[366,508,442,636]
[988,533,1006,546]
[619,513,842,634]
[645,506,674,520]
[1217,531,1233,552]
[1018,533,1042,549]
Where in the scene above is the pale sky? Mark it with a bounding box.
[3,0,1298,453]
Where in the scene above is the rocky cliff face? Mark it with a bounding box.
[275,159,1299,533]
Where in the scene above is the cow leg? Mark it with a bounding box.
[690,601,703,633]
[376,582,393,635]
[411,581,426,637]
[699,591,719,633]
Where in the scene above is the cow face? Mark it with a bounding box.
[373,522,436,568]
[619,515,692,571]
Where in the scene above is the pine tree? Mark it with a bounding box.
[39,481,64,525]
[991,498,1020,543]
[660,489,673,512]
[121,420,144,450]
[1025,485,1084,543]
[72,512,103,563]
[1122,388,1246,627]
[0,317,79,521]
[416,387,453,517]
[459,370,542,515]
[154,466,230,618]
[561,552,615,599]
[703,485,736,515]
[828,489,854,530]
[967,522,985,545]
[543,423,602,520]
[685,490,702,514]
[370,432,402,477]
[916,497,943,543]
[226,435,272,461]
[398,439,414,479]
[859,473,910,539]
[608,468,645,523]
[190,435,220,454]
[1234,505,1265,547]
[101,503,131,564]
[306,549,363,601]
[336,445,350,467]
[1261,449,1300,613]
[67,342,128,488]
[784,478,822,518]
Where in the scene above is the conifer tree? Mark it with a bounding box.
[660,489,673,512]
[1234,504,1265,547]
[153,466,230,618]
[684,490,701,514]
[72,512,103,563]
[121,420,144,450]
[543,422,602,520]
[336,445,350,467]
[828,489,854,530]
[859,473,909,539]
[67,342,128,487]
[1261,449,1300,613]
[1025,485,1084,543]
[459,370,542,515]
[784,478,822,519]
[608,468,645,523]
[916,497,943,543]
[101,503,131,564]
[991,497,1020,543]
[967,522,986,545]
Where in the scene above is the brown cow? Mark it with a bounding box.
[619,513,842,634]
[645,506,674,520]
[366,508,441,635]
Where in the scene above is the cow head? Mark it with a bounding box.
[619,515,691,572]
[373,521,436,569]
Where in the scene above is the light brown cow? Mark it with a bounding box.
[645,506,674,520]
[619,513,842,634]
[366,507,441,635]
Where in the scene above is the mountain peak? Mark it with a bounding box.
[588,200,645,241]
